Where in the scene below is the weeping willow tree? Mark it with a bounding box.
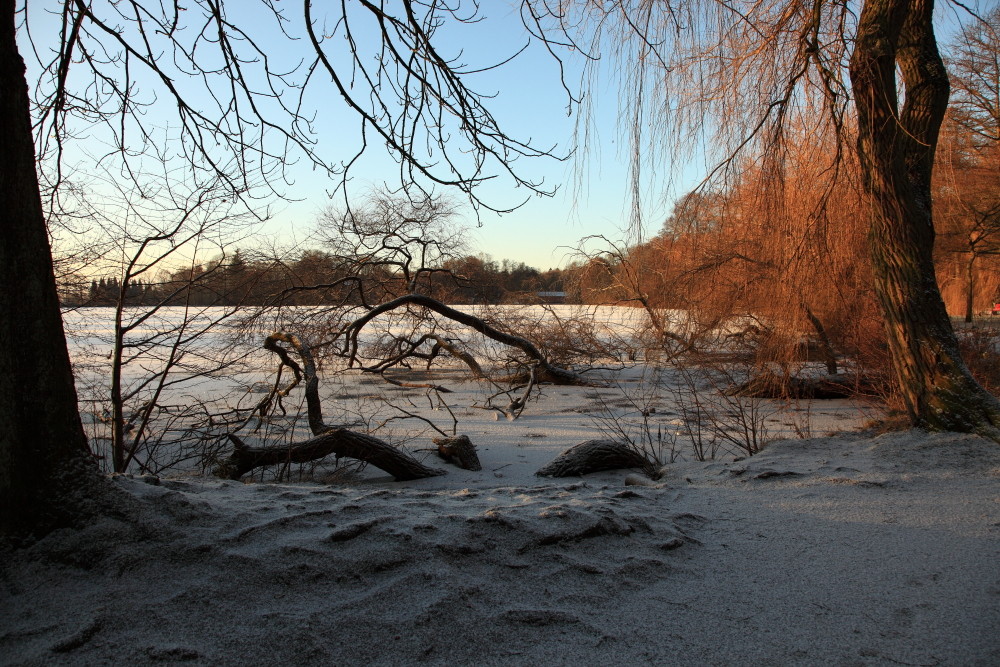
[531,0,1000,434]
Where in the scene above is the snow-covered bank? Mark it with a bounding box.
[3,430,998,665]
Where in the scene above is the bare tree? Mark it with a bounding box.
[934,8,1000,321]
[935,132,1000,321]
[52,156,264,475]
[2,1,568,535]
[945,6,1000,147]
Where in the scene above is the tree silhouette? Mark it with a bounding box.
[0,0,565,535]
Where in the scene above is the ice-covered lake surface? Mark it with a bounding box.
[63,305,872,479]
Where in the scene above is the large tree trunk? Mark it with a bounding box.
[0,3,114,536]
[849,0,1000,433]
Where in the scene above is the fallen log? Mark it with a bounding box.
[215,432,445,481]
[728,373,879,399]
[433,435,482,471]
[536,439,655,478]
[217,332,445,481]
[340,294,597,386]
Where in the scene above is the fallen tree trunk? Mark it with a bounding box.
[536,440,655,478]
[216,332,444,481]
[340,294,597,386]
[728,372,880,399]
[215,432,444,481]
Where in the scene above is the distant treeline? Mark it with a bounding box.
[61,250,574,307]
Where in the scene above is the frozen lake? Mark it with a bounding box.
[62,305,870,477]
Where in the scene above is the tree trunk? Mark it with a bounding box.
[216,332,445,481]
[802,304,838,375]
[965,253,976,323]
[0,3,114,535]
[433,435,482,471]
[536,440,655,478]
[849,0,1000,433]
[341,294,595,386]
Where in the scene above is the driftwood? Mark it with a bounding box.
[432,435,482,471]
[215,432,444,481]
[536,439,654,478]
[216,332,444,481]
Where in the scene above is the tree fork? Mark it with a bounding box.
[215,332,445,481]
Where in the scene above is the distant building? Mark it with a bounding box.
[536,291,567,304]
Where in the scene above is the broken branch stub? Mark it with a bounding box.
[536,440,653,478]
[433,435,482,471]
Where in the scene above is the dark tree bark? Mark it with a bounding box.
[0,2,115,536]
[215,431,445,481]
[215,332,445,481]
[433,435,482,471]
[802,304,838,376]
[849,0,1000,433]
[536,440,654,478]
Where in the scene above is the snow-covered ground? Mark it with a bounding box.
[2,307,998,665]
[2,429,998,665]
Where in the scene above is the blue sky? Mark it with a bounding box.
[24,1,982,271]
[251,1,693,270]
[23,1,698,271]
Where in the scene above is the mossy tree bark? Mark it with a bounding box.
[0,2,112,536]
[849,0,1000,433]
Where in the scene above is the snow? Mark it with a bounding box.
[2,308,999,664]
[3,430,999,665]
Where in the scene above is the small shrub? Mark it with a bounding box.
[956,327,1000,396]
